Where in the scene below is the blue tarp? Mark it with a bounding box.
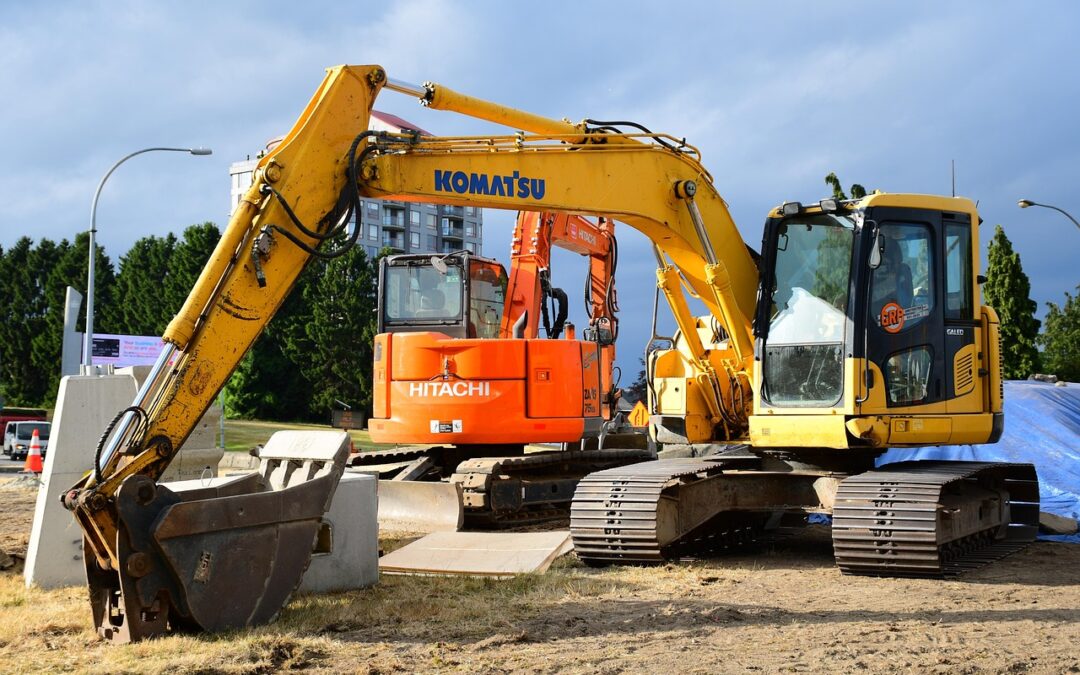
[878,380,1080,543]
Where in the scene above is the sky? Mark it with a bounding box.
[2,0,1078,379]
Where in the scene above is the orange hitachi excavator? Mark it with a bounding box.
[356,210,651,526]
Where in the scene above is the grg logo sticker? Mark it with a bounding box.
[879,302,905,334]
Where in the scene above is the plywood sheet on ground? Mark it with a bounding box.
[379,530,572,577]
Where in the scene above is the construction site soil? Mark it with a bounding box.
[1,479,1078,674]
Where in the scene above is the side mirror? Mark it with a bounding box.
[868,230,883,269]
[430,255,448,274]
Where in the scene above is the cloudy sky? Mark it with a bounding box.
[2,1,1077,377]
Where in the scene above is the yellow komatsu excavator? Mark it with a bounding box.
[64,64,1038,643]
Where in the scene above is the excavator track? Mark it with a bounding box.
[456,448,655,528]
[832,461,1040,578]
[570,457,766,565]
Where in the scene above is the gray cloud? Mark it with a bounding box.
[2,0,1077,377]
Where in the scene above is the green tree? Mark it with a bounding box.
[0,237,48,405]
[224,264,318,422]
[1038,286,1080,382]
[35,233,119,405]
[984,225,1041,379]
[113,233,177,335]
[0,233,116,406]
[824,172,867,201]
[623,357,648,405]
[163,223,221,318]
[290,245,381,417]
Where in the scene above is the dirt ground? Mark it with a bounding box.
[1,478,1078,675]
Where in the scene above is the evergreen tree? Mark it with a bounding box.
[292,245,381,417]
[623,357,649,405]
[163,223,221,317]
[0,237,47,405]
[113,233,177,335]
[1038,286,1080,382]
[35,233,118,405]
[0,233,116,406]
[984,225,1041,379]
[224,264,318,422]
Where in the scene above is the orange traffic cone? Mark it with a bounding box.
[23,429,43,474]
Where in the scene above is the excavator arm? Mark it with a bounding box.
[500,211,618,343]
[501,211,621,412]
[64,65,387,642]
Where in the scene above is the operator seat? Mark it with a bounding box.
[416,288,446,317]
[882,237,914,309]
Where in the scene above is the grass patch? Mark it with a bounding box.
[0,534,620,674]
[223,419,397,454]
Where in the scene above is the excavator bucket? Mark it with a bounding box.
[377,479,464,532]
[86,430,350,643]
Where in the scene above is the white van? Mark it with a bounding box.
[3,421,51,461]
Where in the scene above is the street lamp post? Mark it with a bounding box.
[84,147,212,368]
[1017,199,1080,233]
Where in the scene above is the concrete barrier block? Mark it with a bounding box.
[159,446,226,482]
[25,375,138,589]
[25,371,226,589]
[299,473,379,594]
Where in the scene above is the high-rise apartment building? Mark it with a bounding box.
[228,110,483,258]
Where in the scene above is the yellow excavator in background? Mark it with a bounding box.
[64,64,1037,642]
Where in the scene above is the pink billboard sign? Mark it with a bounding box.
[90,333,167,367]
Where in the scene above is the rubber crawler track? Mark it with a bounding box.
[570,457,763,565]
[831,461,1040,577]
[459,448,655,528]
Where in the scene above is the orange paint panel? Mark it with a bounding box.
[370,379,585,444]
[579,342,602,418]
[373,334,391,419]
[526,340,583,418]
[390,332,526,380]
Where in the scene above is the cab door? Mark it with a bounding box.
[863,209,947,409]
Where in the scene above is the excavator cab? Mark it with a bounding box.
[378,252,508,339]
[751,194,1003,451]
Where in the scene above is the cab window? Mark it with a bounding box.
[383,264,463,323]
[945,223,973,320]
[871,223,934,334]
[468,261,507,338]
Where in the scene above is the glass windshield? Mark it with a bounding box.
[468,260,507,338]
[16,423,49,440]
[383,263,464,323]
[763,214,855,407]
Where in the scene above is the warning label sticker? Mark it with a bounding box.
[429,420,463,433]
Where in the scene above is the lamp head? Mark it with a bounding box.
[1018,199,1034,209]
[189,148,213,156]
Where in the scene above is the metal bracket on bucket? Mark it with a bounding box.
[87,430,351,643]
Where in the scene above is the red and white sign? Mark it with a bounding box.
[879,302,905,333]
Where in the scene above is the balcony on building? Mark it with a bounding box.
[382,204,406,229]
[382,232,405,252]
[442,205,464,217]
[441,217,464,240]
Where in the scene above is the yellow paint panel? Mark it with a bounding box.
[888,416,952,445]
[749,414,850,449]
